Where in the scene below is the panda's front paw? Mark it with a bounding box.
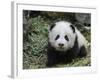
[46,61,55,67]
[46,63,52,67]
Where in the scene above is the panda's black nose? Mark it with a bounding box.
[58,43,64,47]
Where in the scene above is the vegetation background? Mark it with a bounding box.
[23,10,91,69]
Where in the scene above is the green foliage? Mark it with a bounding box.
[23,16,48,69]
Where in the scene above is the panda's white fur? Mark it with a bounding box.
[49,21,88,51]
[47,21,88,67]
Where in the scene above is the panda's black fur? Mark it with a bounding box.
[46,21,87,67]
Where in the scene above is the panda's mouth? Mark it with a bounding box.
[56,48,66,52]
[59,46,64,49]
[57,46,65,50]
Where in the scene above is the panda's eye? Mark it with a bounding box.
[65,35,69,41]
[55,35,60,40]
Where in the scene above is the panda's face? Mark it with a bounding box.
[49,21,76,51]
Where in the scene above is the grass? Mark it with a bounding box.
[23,13,91,69]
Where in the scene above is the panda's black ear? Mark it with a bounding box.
[70,24,75,33]
[50,23,55,31]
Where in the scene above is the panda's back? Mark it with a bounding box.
[75,28,88,49]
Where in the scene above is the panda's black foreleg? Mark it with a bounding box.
[78,46,87,57]
[46,42,59,67]
[46,51,58,67]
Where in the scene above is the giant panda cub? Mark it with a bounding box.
[47,21,88,67]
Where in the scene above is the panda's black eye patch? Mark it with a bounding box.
[65,35,69,41]
[55,35,60,40]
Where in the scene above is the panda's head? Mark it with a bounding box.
[49,21,76,51]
